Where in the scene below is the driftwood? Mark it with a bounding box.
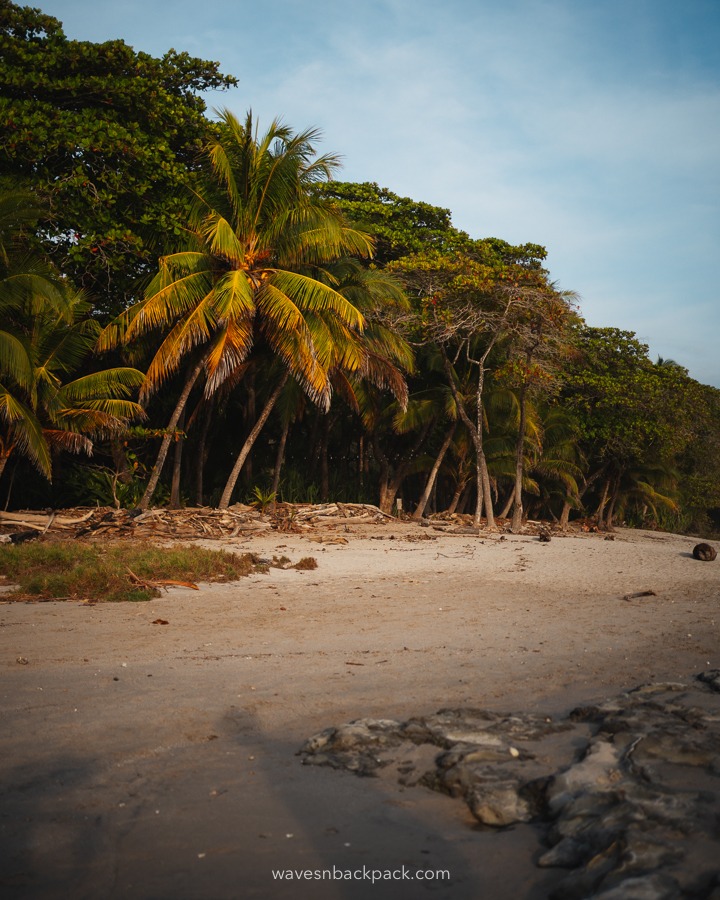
[0,510,95,531]
[127,568,199,591]
[0,503,396,542]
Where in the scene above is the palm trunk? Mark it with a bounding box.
[271,420,290,499]
[596,477,611,529]
[319,415,333,502]
[372,433,391,513]
[606,473,621,530]
[499,491,514,519]
[413,422,456,520]
[559,500,572,531]
[358,435,365,494]
[218,374,288,509]
[510,383,528,533]
[441,349,494,528]
[194,405,213,506]
[169,409,185,509]
[456,481,473,515]
[381,416,435,514]
[140,350,208,511]
[447,477,466,515]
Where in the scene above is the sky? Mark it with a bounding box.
[36,0,720,386]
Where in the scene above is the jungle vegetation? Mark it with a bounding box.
[2,1,719,537]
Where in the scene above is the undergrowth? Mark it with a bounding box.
[0,541,269,602]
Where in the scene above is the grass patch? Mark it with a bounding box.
[293,557,318,570]
[0,541,261,602]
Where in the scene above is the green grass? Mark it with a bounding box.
[0,541,263,602]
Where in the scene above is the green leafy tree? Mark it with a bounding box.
[315,181,464,264]
[0,1,237,314]
[389,243,556,527]
[560,327,700,529]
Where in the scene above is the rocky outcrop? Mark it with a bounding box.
[299,674,720,898]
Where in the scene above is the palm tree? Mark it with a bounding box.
[101,110,376,509]
[0,191,145,486]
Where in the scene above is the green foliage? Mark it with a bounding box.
[562,327,696,467]
[316,182,548,272]
[315,181,463,263]
[0,188,145,482]
[0,1,237,314]
[0,540,257,602]
[249,484,276,512]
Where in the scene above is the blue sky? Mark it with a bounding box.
[37,0,720,386]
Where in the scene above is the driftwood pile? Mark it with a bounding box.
[0,502,394,542]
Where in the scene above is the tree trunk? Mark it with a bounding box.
[456,481,473,515]
[606,474,621,530]
[194,405,213,506]
[441,350,494,528]
[596,477,611,529]
[559,500,572,531]
[271,419,290,499]
[307,412,322,483]
[169,408,186,509]
[358,435,365,494]
[499,491,514,519]
[241,376,256,490]
[110,438,133,485]
[319,415,333,502]
[380,416,435,514]
[372,432,391,512]
[413,422,456,520]
[447,477,466,515]
[218,374,288,509]
[140,350,209,510]
[510,383,528,533]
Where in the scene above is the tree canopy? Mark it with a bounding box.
[0,0,237,314]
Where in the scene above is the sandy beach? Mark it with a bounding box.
[1,521,719,899]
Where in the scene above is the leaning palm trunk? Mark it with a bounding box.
[219,374,289,509]
[413,422,456,520]
[169,408,186,509]
[139,349,210,510]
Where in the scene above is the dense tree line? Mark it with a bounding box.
[2,2,719,536]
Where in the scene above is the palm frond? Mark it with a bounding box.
[0,386,51,476]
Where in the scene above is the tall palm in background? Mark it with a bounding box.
[101,110,377,509]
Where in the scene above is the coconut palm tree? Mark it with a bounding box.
[0,191,145,486]
[101,110,376,509]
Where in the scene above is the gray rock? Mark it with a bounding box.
[468,780,532,826]
[590,872,682,900]
[300,676,720,894]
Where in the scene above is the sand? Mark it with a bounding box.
[0,523,718,898]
